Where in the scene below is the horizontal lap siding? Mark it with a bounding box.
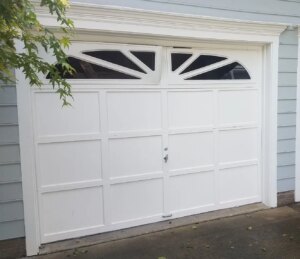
[81,0,300,23]
[278,28,298,193]
[0,85,25,240]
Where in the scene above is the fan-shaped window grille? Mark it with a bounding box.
[187,62,250,80]
[47,50,157,80]
[171,53,192,71]
[171,53,251,80]
[131,51,155,71]
[46,57,140,79]
[83,51,146,73]
[181,55,227,74]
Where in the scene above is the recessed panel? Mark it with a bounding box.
[39,140,102,186]
[169,171,215,212]
[219,90,258,125]
[42,187,104,235]
[219,165,259,204]
[107,91,162,132]
[110,179,163,223]
[109,136,163,178]
[219,128,258,164]
[168,132,214,170]
[35,92,100,136]
[168,91,214,129]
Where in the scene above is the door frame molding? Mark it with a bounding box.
[295,27,300,202]
[17,3,286,255]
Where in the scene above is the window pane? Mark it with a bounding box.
[181,55,227,74]
[131,51,155,71]
[83,51,145,73]
[186,62,250,80]
[171,53,192,71]
[47,57,140,79]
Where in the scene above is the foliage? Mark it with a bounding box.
[0,0,74,105]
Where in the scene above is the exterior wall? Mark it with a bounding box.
[0,85,24,240]
[78,0,300,23]
[278,28,298,193]
[0,0,299,243]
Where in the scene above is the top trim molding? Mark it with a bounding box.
[35,3,287,40]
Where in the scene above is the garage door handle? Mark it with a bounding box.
[164,154,168,163]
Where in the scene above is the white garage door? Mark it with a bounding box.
[34,43,262,243]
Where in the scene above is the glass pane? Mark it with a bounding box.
[171,53,192,71]
[181,55,227,74]
[131,51,155,71]
[47,57,140,79]
[186,62,250,80]
[83,51,145,73]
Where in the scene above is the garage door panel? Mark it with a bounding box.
[168,91,214,129]
[107,91,162,132]
[110,179,163,223]
[219,128,258,164]
[108,136,163,179]
[168,132,214,170]
[39,140,102,186]
[41,187,104,236]
[169,171,215,212]
[35,92,100,136]
[218,90,259,126]
[32,44,262,243]
[219,165,259,204]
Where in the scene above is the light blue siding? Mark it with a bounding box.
[277,28,298,193]
[278,27,298,194]
[0,85,25,240]
[75,0,300,23]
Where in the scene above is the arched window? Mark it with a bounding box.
[47,50,156,80]
[171,53,251,80]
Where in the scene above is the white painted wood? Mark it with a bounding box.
[17,6,284,252]
[108,136,163,178]
[110,179,164,224]
[261,40,280,207]
[35,3,286,40]
[24,42,265,245]
[106,91,162,132]
[167,91,214,129]
[169,171,215,212]
[42,187,104,235]
[295,28,300,202]
[38,140,102,186]
[15,41,40,256]
[34,92,101,136]
[219,165,260,204]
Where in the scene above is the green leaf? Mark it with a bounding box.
[0,0,74,104]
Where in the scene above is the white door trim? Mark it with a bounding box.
[17,5,285,256]
[295,27,300,202]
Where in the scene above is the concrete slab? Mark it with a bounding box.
[0,238,25,259]
[24,204,300,259]
[39,203,268,255]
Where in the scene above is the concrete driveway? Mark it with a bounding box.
[23,204,300,259]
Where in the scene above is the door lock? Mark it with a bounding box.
[163,154,169,163]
